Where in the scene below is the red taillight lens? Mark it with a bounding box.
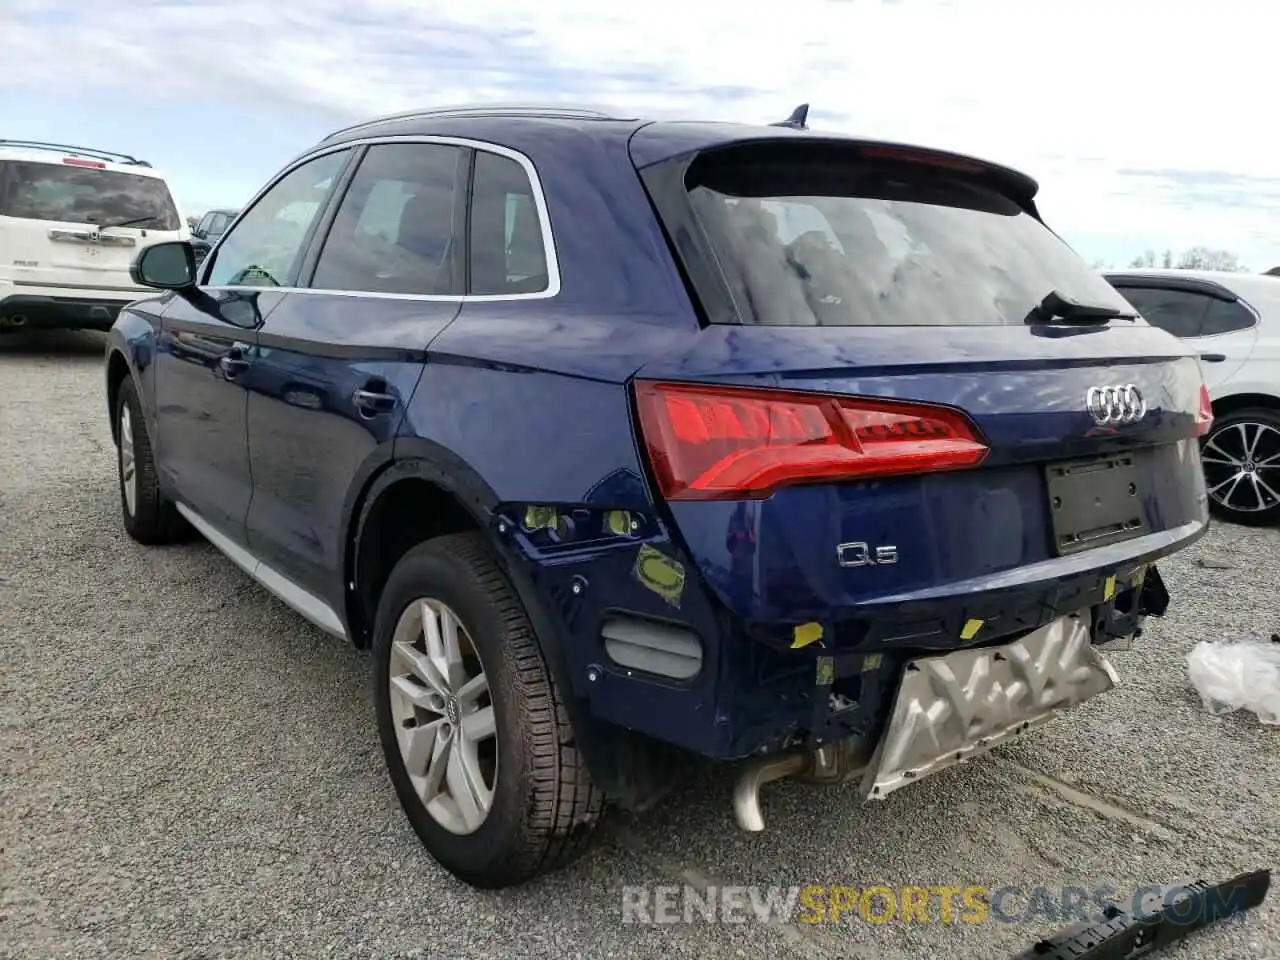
[1195,384,1214,437]
[633,381,989,501]
[62,157,106,169]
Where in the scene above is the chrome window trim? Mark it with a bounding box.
[197,134,561,302]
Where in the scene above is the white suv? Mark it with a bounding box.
[1104,268,1280,526]
[0,140,189,333]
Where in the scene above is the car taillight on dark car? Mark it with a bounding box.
[634,380,989,500]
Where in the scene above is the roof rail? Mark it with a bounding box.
[0,139,151,167]
[322,102,631,141]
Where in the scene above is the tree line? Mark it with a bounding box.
[1090,247,1279,275]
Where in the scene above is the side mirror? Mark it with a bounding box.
[131,241,197,290]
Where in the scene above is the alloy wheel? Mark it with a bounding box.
[387,598,498,835]
[1201,420,1280,515]
[119,404,138,517]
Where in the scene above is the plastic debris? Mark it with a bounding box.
[1186,640,1280,725]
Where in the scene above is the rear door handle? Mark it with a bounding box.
[353,387,397,416]
[220,341,253,378]
[1199,353,1226,362]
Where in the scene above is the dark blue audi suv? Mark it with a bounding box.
[104,102,1214,889]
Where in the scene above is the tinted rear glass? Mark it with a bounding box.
[0,160,181,230]
[683,143,1133,327]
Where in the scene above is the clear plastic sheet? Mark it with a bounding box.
[1186,640,1280,725]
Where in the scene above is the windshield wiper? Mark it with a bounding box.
[95,215,160,231]
[1027,289,1139,325]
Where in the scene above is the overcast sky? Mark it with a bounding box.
[5,0,1276,270]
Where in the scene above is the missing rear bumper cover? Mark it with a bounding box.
[862,613,1117,799]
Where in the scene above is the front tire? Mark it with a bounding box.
[115,377,189,544]
[372,532,604,888]
[1201,407,1280,527]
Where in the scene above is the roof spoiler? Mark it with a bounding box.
[769,104,809,131]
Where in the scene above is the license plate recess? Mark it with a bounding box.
[1046,453,1146,556]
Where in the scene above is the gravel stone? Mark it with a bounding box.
[3,329,1278,959]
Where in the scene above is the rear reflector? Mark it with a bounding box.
[634,381,988,500]
[62,157,106,169]
[1195,384,1214,437]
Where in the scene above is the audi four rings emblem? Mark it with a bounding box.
[1085,384,1146,425]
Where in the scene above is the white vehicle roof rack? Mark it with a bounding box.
[0,139,152,167]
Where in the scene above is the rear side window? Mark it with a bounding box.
[310,142,465,296]
[468,151,549,295]
[672,142,1133,327]
[0,160,181,230]
[1114,286,1208,338]
[1201,297,1256,336]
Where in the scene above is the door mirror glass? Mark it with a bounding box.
[131,241,196,290]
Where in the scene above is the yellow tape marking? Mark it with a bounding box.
[791,622,824,649]
[960,618,984,641]
[1104,575,1117,601]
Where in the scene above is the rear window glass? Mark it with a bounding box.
[682,144,1133,327]
[0,160,181,230]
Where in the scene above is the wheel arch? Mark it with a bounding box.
[105,348,132,444]
[1210,392,1280,419]
[342,438,674,809]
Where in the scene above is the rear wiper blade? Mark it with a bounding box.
[1027,289,1139,325]
[96,215,159,230]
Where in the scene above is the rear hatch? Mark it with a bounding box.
[0,155,184,296]
[628,134,1212,633]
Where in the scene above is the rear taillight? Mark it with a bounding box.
[1195,384,1214,437]
[62,157,106,169]
[633,381,989,501]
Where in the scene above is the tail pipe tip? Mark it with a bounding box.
[732,753,808,832]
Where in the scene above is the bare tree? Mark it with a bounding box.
[1175,246,1246,271]
[1125,246,1247,272]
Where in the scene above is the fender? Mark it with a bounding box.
[347,437,676,809]
[104,297,166,449]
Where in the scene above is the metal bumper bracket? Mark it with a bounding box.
[861,612,1118,800]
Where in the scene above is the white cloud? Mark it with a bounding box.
[4,0,1277,268]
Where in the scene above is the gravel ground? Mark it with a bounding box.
[3,328,1279,960]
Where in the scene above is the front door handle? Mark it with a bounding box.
[353,387,397,417]
[1199,352,1226,362]
[219,341,252,378]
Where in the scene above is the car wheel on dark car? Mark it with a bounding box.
[115,377,189,545]
[372,532,604,889]
[1201,407,1280,526]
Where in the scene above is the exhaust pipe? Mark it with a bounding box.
[732,753,807,832]
[732,741,870,832]
[7,314,28,328]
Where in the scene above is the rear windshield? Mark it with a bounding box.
[0,160,181,231]
[681,142,1133,327]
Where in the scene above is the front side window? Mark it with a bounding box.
[1114,286,1208,339]
[469,151,549,295]
[207,212,231,238]
[205,150,349,288]
[310,143,465,296]
[0,160,181,230]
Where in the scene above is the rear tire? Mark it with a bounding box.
[372,532,604,888]
[115,376,190,544]
[1201,407,1280,527]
